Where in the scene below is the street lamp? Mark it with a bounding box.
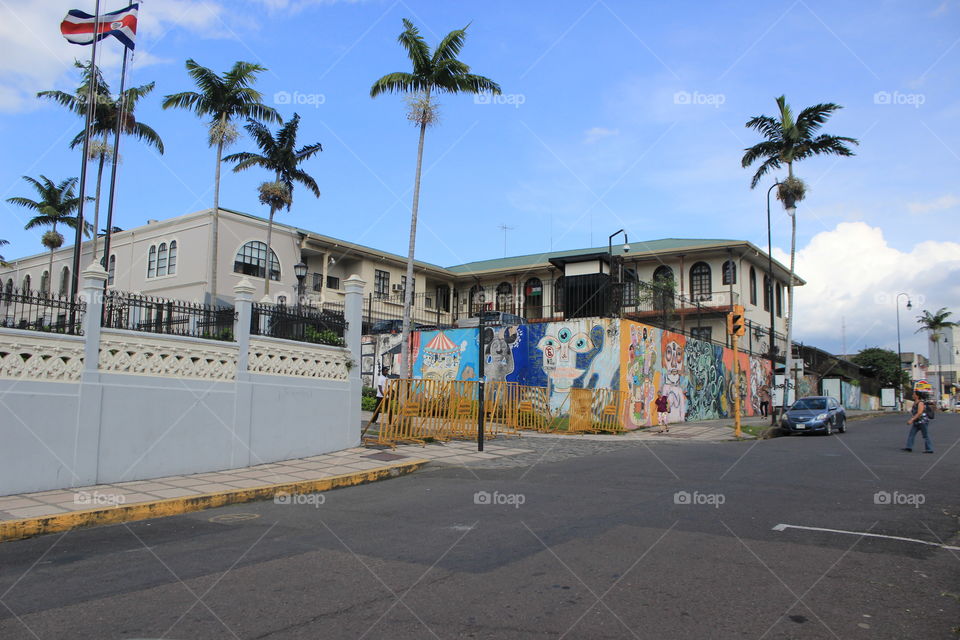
[294,261,307,309]
[608,229,630,318]
[895,293,912,410]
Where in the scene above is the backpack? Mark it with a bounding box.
[923,402,936,421]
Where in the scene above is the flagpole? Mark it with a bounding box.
[70,0,102,300]
[101,45,129,274]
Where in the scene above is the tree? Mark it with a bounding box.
[916,307,957,400]
[7,175,91,292]
[0,239,8,267]
[162,59,280,302]
[851,347,909,391]
[371,19,501,377]
[38,60,164,260]
[742,96,859,400]
[223,113,322,296]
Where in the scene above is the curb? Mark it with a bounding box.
[0,459,429,543]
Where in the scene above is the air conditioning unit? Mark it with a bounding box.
[392,284,404,292]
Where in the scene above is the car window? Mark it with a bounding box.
[792,398,826,410]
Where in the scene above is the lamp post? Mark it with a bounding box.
[294,261,307,310]
[765,182,779,426]
[608,229,630,316]
[895,293,912,410]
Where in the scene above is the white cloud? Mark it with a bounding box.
[907,194,959,214]
[773,222,960,355]
[583,127,619,144]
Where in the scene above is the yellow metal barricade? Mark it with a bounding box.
[565,387,627,434]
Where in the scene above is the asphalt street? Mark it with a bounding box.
[0,412,957,639]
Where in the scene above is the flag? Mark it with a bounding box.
[60,4,139,50]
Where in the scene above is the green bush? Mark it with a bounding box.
[361,396,378,411]
[304,326,345,347]
[362,386,378,398]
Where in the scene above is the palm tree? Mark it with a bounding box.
[38,60,164,260]
[742,95,858,399]
[162,59,280,303]
[7,176,91,293]
[0,239,8,267]
[916,308,957,402]
[371,19,501,376]
[223,114,322,296]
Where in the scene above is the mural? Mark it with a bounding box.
[482,325,521,382]
[412,329,479,381]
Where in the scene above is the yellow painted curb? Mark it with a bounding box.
[0,459,429,543]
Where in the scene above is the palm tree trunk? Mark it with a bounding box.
[91,144,107,262]
[264,206,276,297]
[935,337,943,403]
[399,103,429,379]
[211,126,225,304]
[47,222,56,294]
[783,162,797,405]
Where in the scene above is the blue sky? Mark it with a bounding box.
[1,0,958,356]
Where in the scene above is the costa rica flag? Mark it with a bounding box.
[60,4,139,49]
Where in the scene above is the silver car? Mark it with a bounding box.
[781,396,847,435]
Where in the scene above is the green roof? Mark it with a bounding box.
[444,238,740,274]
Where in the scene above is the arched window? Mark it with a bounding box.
[108,255,116,285]
[722,260,736,285]
[40,271,49,296]
[652,266,675,311]
[167,241,177,275]
[22,274,31,293]
[689,262,711,301]
[234,241,280,281]
[468,284,484,317]
[495,282,512,313]
[59,267,69,296]
[147,245,157,278]
[749,267,757,306]
[776,283,783,317]
[4,278,14,303]
[763,275,771,312]
[523,277,543,320]
[156,242,168,277]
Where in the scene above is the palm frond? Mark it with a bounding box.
[370,72,425,97]
[398,18,431,71]
[162,90,205,113]
[795,103,843,135]
[432,26,468,64]
[749,156,783,189]
[128,122,165,153]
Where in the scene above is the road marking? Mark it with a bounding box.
[772,523,960,551]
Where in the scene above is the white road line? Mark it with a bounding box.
[772,523,960,551]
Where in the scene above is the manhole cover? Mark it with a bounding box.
[365,452,408,462]
[209,513,261,524]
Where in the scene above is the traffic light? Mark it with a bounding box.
[727,305,745,336]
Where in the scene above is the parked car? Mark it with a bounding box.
[780,396,846,435]
[369,319,427,335]
[455,311,527,329]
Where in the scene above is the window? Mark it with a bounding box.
[436,284,451,312]
[496,282,512,312]
[22,275,30,293]
[108,255,116,285]
[553,277,564,315]
[401,275,415,295]
[722,260,736,285]
[749,267,757,306]
[690,326,712,342]
[523,277,542,320]
[59,267,69,296]
[4,278,14,303]
[156,243,168,277]
[469,284,484,316]
[763,275,771,311]
[40,271,49,295]
[326,275,340,290]
[167,241,177,275]
[374,269,390,298]
[776,283,783,317]
[234,241,280,281]
[689,262,711,301]
[312,272,323,292]
[147,245,157,278]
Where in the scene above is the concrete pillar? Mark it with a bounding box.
[344,274,365,442]
[232,278,256,467]
[233,278,255,380]
[76,263,108,486]
[80,264,108,375]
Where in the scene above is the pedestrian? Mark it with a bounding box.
[655,391,670,433]
[369,365,389,425]
[903,391,933,453]
[759,383,771,418]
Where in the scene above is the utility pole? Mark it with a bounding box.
[477,310,485,451]
[728,305,746,437]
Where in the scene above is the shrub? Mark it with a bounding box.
[361,396,378,411]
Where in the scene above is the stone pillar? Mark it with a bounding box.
[80,264,108,375]
[233,278,255,380]
[75,263,109,486]
[344,274,366,442]
[232,278,256,467]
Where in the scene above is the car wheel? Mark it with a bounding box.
[824,421,833,436]
[838,417,846,433]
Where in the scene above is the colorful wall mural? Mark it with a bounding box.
[412,329,479,381]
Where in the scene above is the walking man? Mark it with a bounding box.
[759,383,771,418]
[903,391,933,453]
[369,365,389,425]
[656,391,670,434]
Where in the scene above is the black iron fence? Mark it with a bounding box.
[102,291,236,340]
[251,302,346,345]
[362,291,454,333]
[0,287,85,335]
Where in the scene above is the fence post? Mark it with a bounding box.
[80,263,108,374]
[345,274,366,441]
[233,278,255,379]
[231,278,256,467]
[74,263,109,487]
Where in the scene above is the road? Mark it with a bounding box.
[0,413,957,639]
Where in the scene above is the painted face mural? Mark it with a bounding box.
[483,326,519,382]
[583,322,620,389]
[537,323,593,391]
[684,340,726,420]
[661,336,687,422]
